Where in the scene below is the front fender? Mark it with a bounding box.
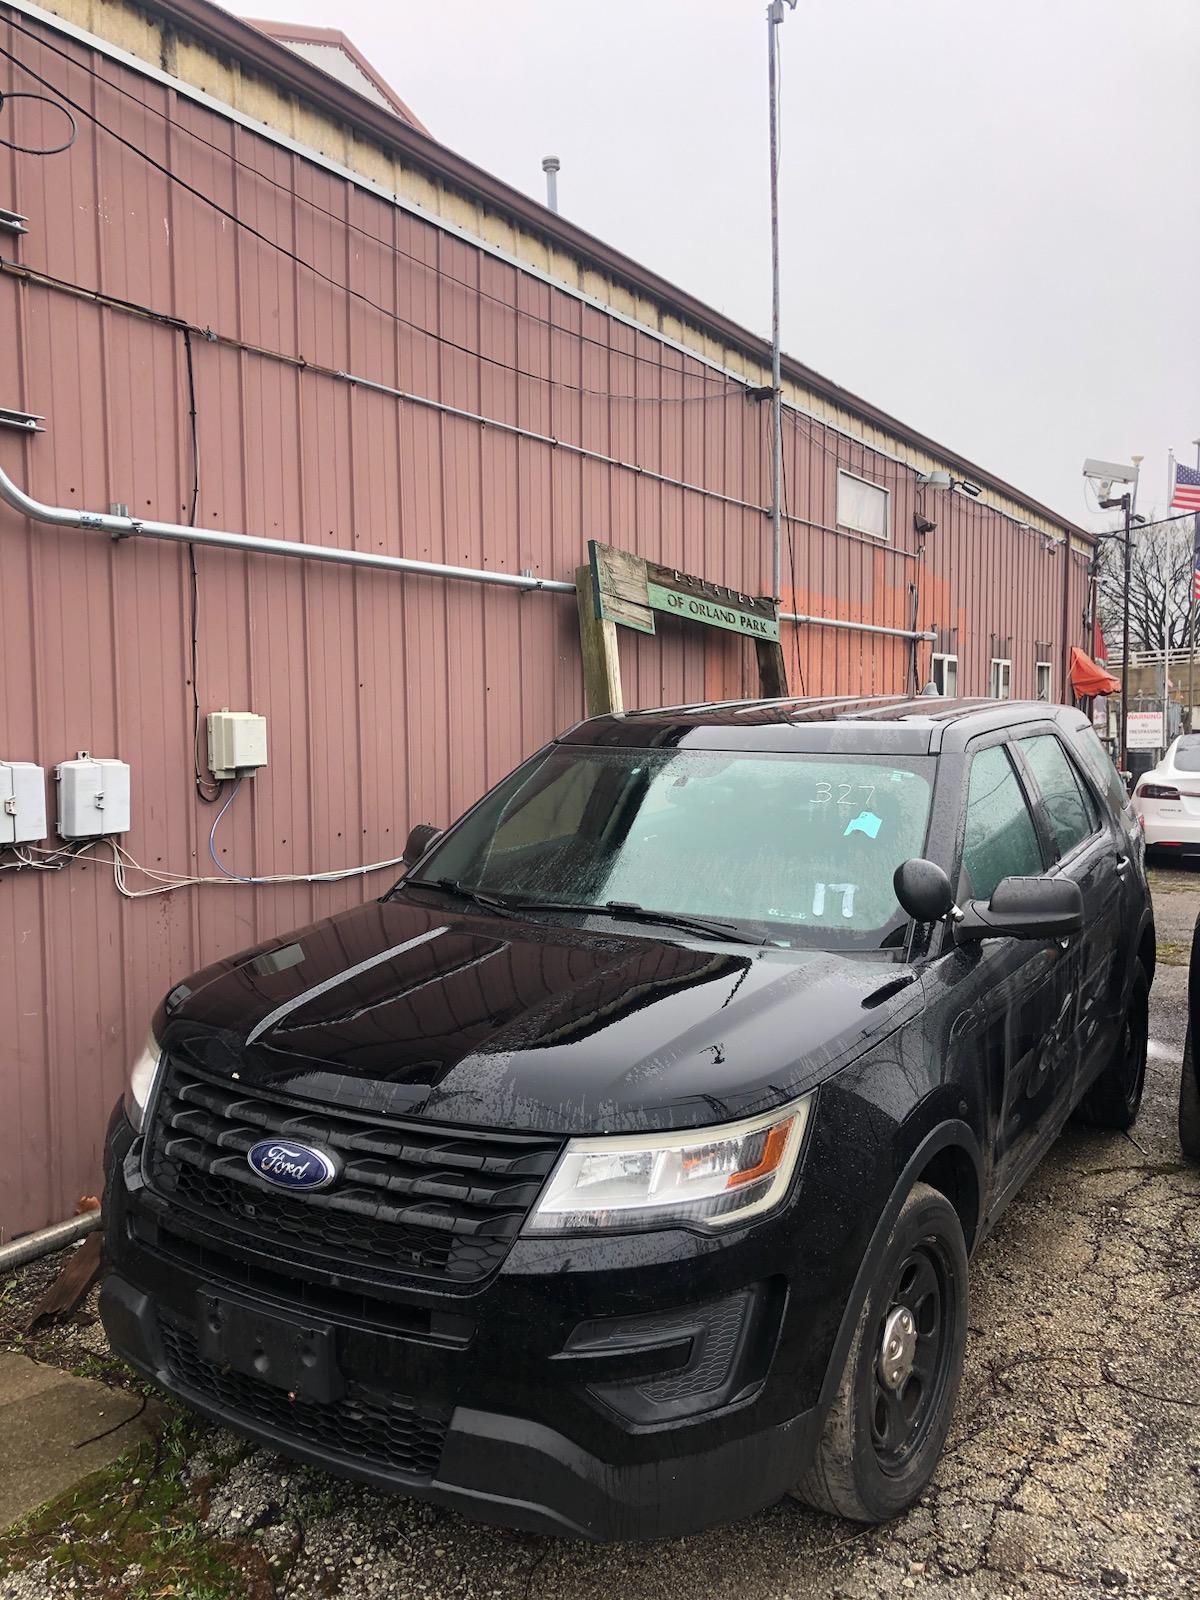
[814,1117,983,1420]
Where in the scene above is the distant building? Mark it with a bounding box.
[0,0,1095,1234]
[245,18,429,130]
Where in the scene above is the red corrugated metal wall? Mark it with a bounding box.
[0,11,1089,1235]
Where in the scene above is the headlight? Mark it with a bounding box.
[124,1030,163,1131]
[524,1094,812,1234]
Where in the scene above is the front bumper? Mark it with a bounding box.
[101,1105,832,1540]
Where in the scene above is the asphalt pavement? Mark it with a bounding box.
[2,862,1199,1600]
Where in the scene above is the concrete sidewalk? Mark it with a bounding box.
[0,1351,158,1529]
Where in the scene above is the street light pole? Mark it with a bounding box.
[1085,455,1141,770]
[766,0,794,605]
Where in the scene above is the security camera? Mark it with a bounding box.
[1083,457,1138,486]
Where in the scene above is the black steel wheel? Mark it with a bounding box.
[792,1181,968,1524]
[1075,965,1149,1130]
[869,1241,954,1476]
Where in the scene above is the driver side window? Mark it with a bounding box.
[962,744,1045,901]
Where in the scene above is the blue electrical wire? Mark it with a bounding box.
[207,777,248,881]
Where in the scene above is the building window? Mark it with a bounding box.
[931,653,959,696]
[1035,660,1052,701]
[990,658,1012,700]
[836,469,890,541]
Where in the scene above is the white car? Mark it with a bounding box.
[1131,734,1200,854]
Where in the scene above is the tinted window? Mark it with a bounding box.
[415,746,935,949]
[1018,734,1099,859]
[962,745,1044,900]
[1069,723,1128,816]
[1174,736,1200,773]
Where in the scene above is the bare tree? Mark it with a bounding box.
[1097,514,1195,653]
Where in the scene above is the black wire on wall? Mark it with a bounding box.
[180,327,223,803]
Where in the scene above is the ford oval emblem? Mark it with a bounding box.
[246,1138,340,1192]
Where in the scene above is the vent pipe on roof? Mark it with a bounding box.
[541,156,560,213]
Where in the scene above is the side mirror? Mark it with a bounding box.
[894,858,955,923]
[954,875,1084,944]
[1119,770,1134,794]
[402,822,443,868]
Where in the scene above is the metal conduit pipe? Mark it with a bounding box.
[342,371,792,536]
[0,465,932,640]
[780,609,936,642]
[339,373,920,563]
[0,1209,101,1271]
[0,462,575,593]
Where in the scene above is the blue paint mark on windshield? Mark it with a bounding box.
[843,811,882,840]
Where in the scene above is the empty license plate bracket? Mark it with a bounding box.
[196,1293,344,1404]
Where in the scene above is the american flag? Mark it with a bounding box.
[1172,461,1200,512]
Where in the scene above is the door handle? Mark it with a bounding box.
[1114,855,1130,876]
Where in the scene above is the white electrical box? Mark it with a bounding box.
[207,710,268,780]
[0,761,47,844]
[56,754,132,837]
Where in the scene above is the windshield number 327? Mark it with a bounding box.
[813,783,876,807]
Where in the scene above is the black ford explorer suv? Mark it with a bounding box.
[101,695,1153,1540]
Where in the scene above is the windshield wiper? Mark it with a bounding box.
[596,901,754,945]
[407,882,753,943]
[406,877,521,919]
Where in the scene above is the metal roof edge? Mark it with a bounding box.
[35,0,1091,543]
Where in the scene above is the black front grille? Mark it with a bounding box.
[158,1314,448,1478]
[144,1061,562,1285]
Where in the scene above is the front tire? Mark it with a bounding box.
[1075,965,1149,1130]
[792,1181,968,1524]
[1180,1025,1200,1161]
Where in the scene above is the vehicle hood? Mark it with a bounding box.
[159,897,922,1135]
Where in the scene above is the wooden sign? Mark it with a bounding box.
[589,540,780,642]
[589,541,656,634]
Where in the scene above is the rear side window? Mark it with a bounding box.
[1018,734,1100,859]
[962,745,1045,900]
[1069,723,1128,816]
[1174,736,1200,772]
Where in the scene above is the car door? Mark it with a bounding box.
[1013,729,1124,1102]
[938,736,1075,1206]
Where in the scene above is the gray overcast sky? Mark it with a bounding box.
[244,0,1198,530]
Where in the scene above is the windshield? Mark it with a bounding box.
[408,745,935,950]
[1174,736,1200,773]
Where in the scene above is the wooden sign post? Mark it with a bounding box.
[576,540,789,716]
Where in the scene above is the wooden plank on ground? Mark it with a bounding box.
[23,1233,103,1332]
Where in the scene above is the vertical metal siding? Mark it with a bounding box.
[0,12,1089,1234]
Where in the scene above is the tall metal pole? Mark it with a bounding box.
[1189,437,1200,732]
[767,1,785,603]
[1120,490,1133,771]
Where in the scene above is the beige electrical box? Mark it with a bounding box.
[207,710,268,780]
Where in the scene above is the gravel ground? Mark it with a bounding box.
[3,862,1199,1600]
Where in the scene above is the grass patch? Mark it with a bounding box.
[1156,939,1190,966]
[1148,868,1200,895]
[0,1409,277,1600]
